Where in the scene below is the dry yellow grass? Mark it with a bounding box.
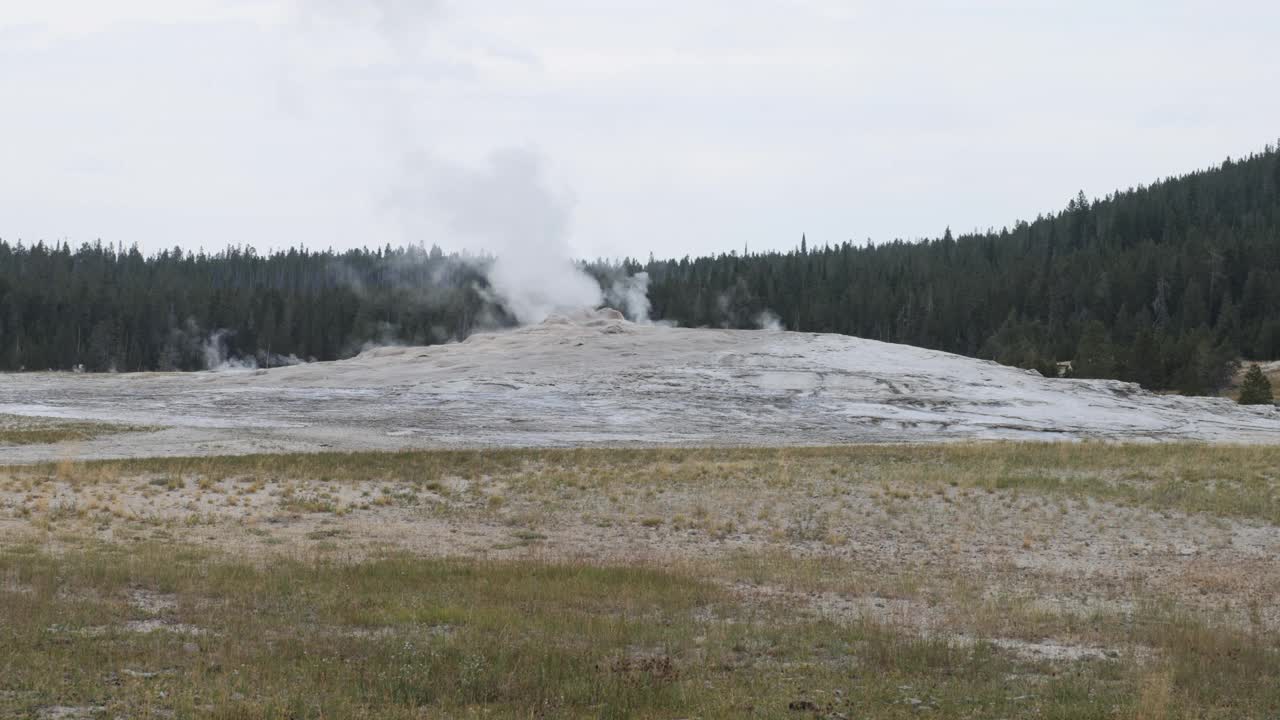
[0,413,153,446]
[2,443,1280,717]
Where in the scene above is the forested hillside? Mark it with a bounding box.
[641,146,1280,394]
[2,145,1279,394]
[0,244,499,372]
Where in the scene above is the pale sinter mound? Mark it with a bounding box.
[1,311,1277,460]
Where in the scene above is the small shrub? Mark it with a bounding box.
[785,506,829,543]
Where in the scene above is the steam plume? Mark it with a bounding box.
[293,0,641,327]
[607,272,652,323]
[392,147,604,324]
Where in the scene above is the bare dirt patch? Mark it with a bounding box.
[37,706,106,720]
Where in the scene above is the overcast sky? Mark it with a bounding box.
[2,0,1278,260]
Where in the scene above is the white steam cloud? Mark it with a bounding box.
[755,310,785,332]
[203,329,307,372]
[292,0,645,327]
[393,147,604,325]
[607,271,652,323]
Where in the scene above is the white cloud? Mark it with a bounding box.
[0,0,284,36]
[2,0,1279,258]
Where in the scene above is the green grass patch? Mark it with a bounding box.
[9,442,1280,525]
[0,413,154,446]
[0,543,1277,718]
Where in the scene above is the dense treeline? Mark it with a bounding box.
[2,145,1279,393]
[0,244,502,372]
[639,145,1280,395]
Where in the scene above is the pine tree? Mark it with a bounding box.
[1238,364,1274,405]
[1128,328,1162,388]
[1072,321,1116,378]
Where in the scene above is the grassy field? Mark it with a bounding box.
[0,414,153,446]
[12,442,1280,523]
[2,444,1279,718]
[2,543,1277,719]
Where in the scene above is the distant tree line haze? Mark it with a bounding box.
[2,145,1279,396]
[0,244,502,373]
